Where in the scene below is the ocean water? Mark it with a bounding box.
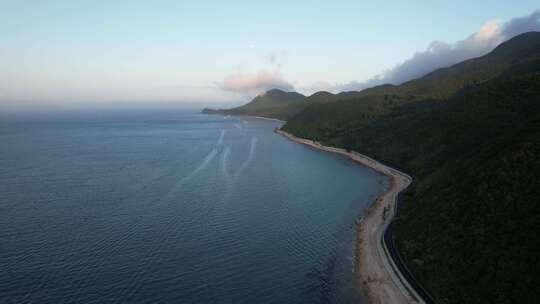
[0,110,388,304]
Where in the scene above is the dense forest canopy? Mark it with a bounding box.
[205,32,540,303]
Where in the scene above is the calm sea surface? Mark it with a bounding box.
[0,110,388,304]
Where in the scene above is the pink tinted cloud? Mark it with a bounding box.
[220,70,294,95]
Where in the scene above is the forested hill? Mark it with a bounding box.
[201,88,348,120]
[281,31,540,303]
[201,89,306,120]
[283,32,540,139]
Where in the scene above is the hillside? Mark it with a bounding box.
[283,32,540,139]
[201,88,349,120]
[281,32,540,303]
[202,89,306,120]
[304,91,339,103]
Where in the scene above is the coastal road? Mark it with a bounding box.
[355,165,421,304]
[276,129,423,304]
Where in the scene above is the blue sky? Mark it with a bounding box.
[1,1,539,109]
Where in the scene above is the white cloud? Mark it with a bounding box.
[220,70,294,95]
[220,50,293,96]
[311,10,540,94]
[501,10,540,38]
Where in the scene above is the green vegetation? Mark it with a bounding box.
[280,32,540,303]
[201,88,344,120]
[205,32,540,303]
[202,89,306,120]
[283,32,540,141]
[302,72,540,304]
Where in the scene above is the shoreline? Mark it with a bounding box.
[246,115,286,123]
[275,129,423,304]
[216,113,286,123]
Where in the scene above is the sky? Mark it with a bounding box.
[1,1,539,111]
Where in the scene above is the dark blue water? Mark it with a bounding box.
[0,110,388,304]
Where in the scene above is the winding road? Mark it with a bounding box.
[276,129,427,304]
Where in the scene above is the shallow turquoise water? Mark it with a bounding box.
[0,110,388,303]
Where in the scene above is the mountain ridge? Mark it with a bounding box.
[281,31,540,303]
[204,32,540,123]
[202,89,306,120]
[203,31,540,303]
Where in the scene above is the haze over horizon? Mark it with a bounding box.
[1,1,539,111]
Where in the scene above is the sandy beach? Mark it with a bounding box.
[275,129,422,304]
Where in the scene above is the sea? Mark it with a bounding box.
[0,109,388,304]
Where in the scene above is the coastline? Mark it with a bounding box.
[275,129,422,304]
[247,115,286,123]
[213,112,287,123]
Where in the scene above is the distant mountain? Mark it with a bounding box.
[202,89,306,120]
[282,31,540,303]
[205,32,540,126]
[202,89,346,120]
[304,91,337,103]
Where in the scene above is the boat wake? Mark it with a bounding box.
[220,146,232,186]
[233,136,257,181]
[217,129,226,146]
[175,148,218,187]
